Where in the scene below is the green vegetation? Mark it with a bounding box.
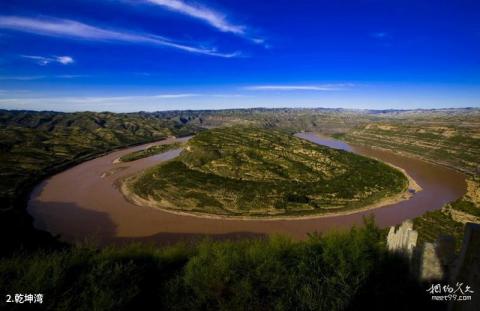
[0,220,435,311]
[450,198,480,217]
[163,107,380,135]
[413,209,465,250]
[119,142,184,162]
[414,177,480,249]
[328,109,480,248]
[130,126,408,216]
[0,110,199,201]
[1,108,478,309]
[0,110,201,254]
[338,111,480,175]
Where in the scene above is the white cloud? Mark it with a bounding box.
[54,74,88,79]
[0,93,250,106]
[0,16,240,57]
[21,55,51,66]
[21,55,75,65]
[0,89,30,95]
[371,32,390,39]
[56,56,74,64]
[153,93,199,98]
[0,75,46,80]
[0,93,201,104]
[211,93,248,98]
[0,75,87,80]
[146,0,244,34]
[144,0,264,44]
[245,84,354,91]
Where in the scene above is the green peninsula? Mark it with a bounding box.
[127,127,409,217]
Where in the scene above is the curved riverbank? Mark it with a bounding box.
[28,133,466,245]
[119,151,421,220]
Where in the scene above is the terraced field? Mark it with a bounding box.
[335,111,480,246]
[337,115,480,175]
[127,127,408,217]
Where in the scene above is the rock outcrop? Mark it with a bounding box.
[387,220,418,256]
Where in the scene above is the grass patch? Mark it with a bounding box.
[413,209,465,250]
[450,198,480,217]
[0,219,434,311]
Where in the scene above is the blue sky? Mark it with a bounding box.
[0,0,479,112]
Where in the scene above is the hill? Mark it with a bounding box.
[336,111,480,175]
[0,110,202,253]
[126,126,408,217]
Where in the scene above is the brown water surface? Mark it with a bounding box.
[28,133,467,245]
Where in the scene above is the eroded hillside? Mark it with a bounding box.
[128,127,408,217]
[337,110,480,175]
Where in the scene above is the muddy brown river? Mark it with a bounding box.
[28,133,467,245]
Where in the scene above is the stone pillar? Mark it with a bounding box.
[387,220,418,257]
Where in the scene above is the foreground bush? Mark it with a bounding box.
[0,220,436,311]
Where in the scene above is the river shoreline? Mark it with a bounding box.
[119,133,423,221]
[27,132,467,244]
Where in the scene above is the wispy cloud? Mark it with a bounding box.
[154,93,200,99]
[0,93,249,105]
[0,75,91,80]
[56,56,75,64]
[0,16,240,57]
[245,84,354,91]
[371,32,390,39]
[0,89,30,94]
[0,94,190,105]
[143,0,264,44]
[147,0,243,33]
[0,75,46,81]
[211,93,248,98]
[44,94,201,103]
[21,55,75,65]
[55,74,90,79]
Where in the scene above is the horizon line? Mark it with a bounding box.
[1,106,478,114]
